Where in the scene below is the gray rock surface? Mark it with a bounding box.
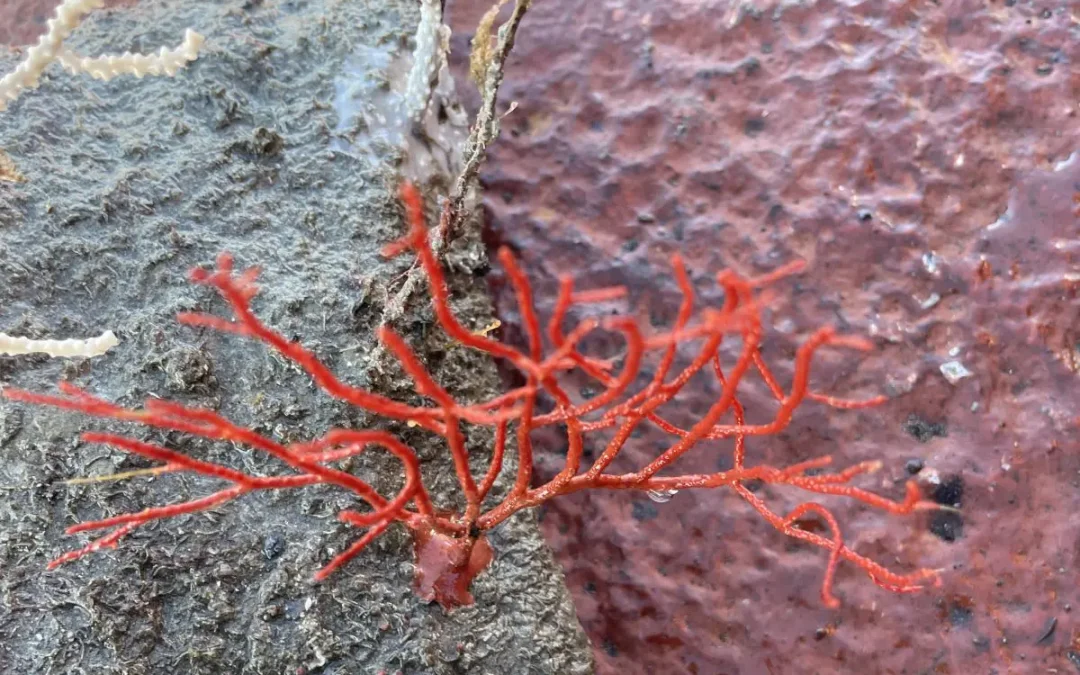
[0,0,593,672]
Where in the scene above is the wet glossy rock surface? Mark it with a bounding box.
[446,0,1079,672]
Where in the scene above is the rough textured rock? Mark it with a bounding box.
[0,1,592,673]
[444,0,1080,673]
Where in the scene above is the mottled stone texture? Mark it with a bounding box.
[445,0,1079,673]
[0,0,591,672]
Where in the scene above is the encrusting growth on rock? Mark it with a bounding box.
[2,183,942,610]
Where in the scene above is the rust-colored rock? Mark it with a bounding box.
[0,0,134,47]
[447,0,1080,672]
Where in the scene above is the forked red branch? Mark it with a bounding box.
[2,182,941,609]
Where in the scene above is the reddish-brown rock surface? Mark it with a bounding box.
[5,1,1079,673]
[445,0,1079,673]
[0,0,132,46]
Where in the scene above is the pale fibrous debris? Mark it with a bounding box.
[0,0,204,112]
[469,0,511,94]
[0,149,26,182]
[0,330,118,358]
[404,0,451,122]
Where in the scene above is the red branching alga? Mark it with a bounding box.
[3,183,941,609]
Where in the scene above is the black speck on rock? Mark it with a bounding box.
[902,413,948,442]
[929,510,964,542]
[742,479,764,493]
[932,475,964,507]
[631,500,660,522]
[743,116,767,137]
[263,533,285,560]
[946,598,974,627]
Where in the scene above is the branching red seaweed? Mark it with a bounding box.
[1,182,942,609]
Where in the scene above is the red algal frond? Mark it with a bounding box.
[2,181,942,611]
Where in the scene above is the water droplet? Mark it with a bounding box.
[646,489,679,503]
